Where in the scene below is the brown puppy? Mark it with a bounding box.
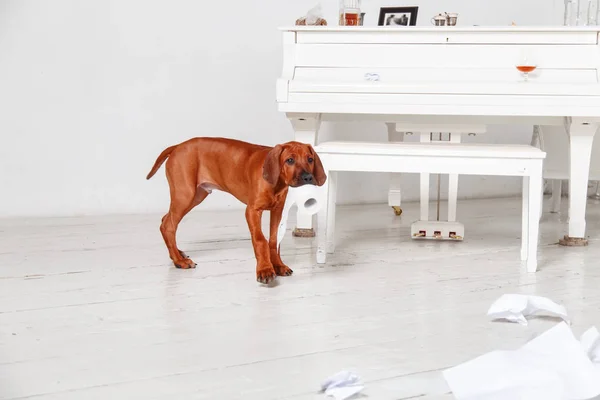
[146,137,327,283]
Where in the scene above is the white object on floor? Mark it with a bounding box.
[315,141,546,272]
[320,371,364,400]
[277,184,326,250]
[443,322,600,400]
[487,294,569,326]
[581,327,600,364]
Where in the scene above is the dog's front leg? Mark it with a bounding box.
[245,207,276,284]
[269,202,293,277]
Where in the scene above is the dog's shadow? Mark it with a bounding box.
[261,279,281,288]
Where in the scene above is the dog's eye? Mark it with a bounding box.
[286,158,295,165]
[307,157,314,163]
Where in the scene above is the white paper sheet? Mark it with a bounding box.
[277,185,326,251]
[487,294,569,326]
[320,370,364,400]
[443,322,600,400]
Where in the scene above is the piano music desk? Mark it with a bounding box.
[277,26,600,245]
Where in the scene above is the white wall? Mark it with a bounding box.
[0,0,563,217]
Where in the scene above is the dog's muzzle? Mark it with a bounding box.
[300,171,314,185]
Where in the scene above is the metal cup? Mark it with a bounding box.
[446,12,458,26]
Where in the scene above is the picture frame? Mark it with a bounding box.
[378,6,419,26]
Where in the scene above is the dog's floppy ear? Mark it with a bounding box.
[310,145,327,186]
[263,144,284,185]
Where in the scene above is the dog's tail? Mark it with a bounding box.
[146,145,176,180]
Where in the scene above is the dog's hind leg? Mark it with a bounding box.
[160,164,209,269]
[176,187,209,259]
[160,188,208,260]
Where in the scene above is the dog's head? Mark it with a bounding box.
[262,141,326,188]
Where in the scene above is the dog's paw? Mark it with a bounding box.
[256,267,277,284]
[274,264,293,277]
[174,258,197,269]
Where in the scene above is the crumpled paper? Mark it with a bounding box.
[277,184,326,251]
[320,371,364,400]
[487,294,569,326]
[443,322,600,400]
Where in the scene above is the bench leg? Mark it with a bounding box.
[326,172,337,254]
[317,169,331,264]
[526,172,543,272]
[539,176,544,221]
[447,133,461,222]
[521,177,529,262]
[550,179,562,213]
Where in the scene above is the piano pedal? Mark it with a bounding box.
[392,206,403,216]
[410,221,464,241]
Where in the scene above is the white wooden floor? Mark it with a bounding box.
[1,196,600,400]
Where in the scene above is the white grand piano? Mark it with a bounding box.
[276,26,600,245]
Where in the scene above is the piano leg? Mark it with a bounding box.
[533,125,544,220]
[419,132,430,221]
[550,180,562,213]
[560,119,598,246]
[288,113,321,237]
[386,123,404,216]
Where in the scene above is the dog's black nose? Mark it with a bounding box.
[300,172,314,184]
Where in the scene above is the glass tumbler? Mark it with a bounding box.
[339,0,361,26]
[587,0,600,24]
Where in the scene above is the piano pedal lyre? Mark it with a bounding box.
[410,221,464,241]
[392,206,403,216]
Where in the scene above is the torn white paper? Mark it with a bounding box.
[304,3,324,25]
[277,184,326,251]
[443,322,600,400]
[487,294,569,325]
[321,370,364,400]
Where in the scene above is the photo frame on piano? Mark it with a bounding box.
[378,6,418,26]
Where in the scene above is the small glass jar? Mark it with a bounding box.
[339,0,361,26]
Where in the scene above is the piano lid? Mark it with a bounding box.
[280,26,600,45]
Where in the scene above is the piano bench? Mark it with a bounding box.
[314,141,546,273]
